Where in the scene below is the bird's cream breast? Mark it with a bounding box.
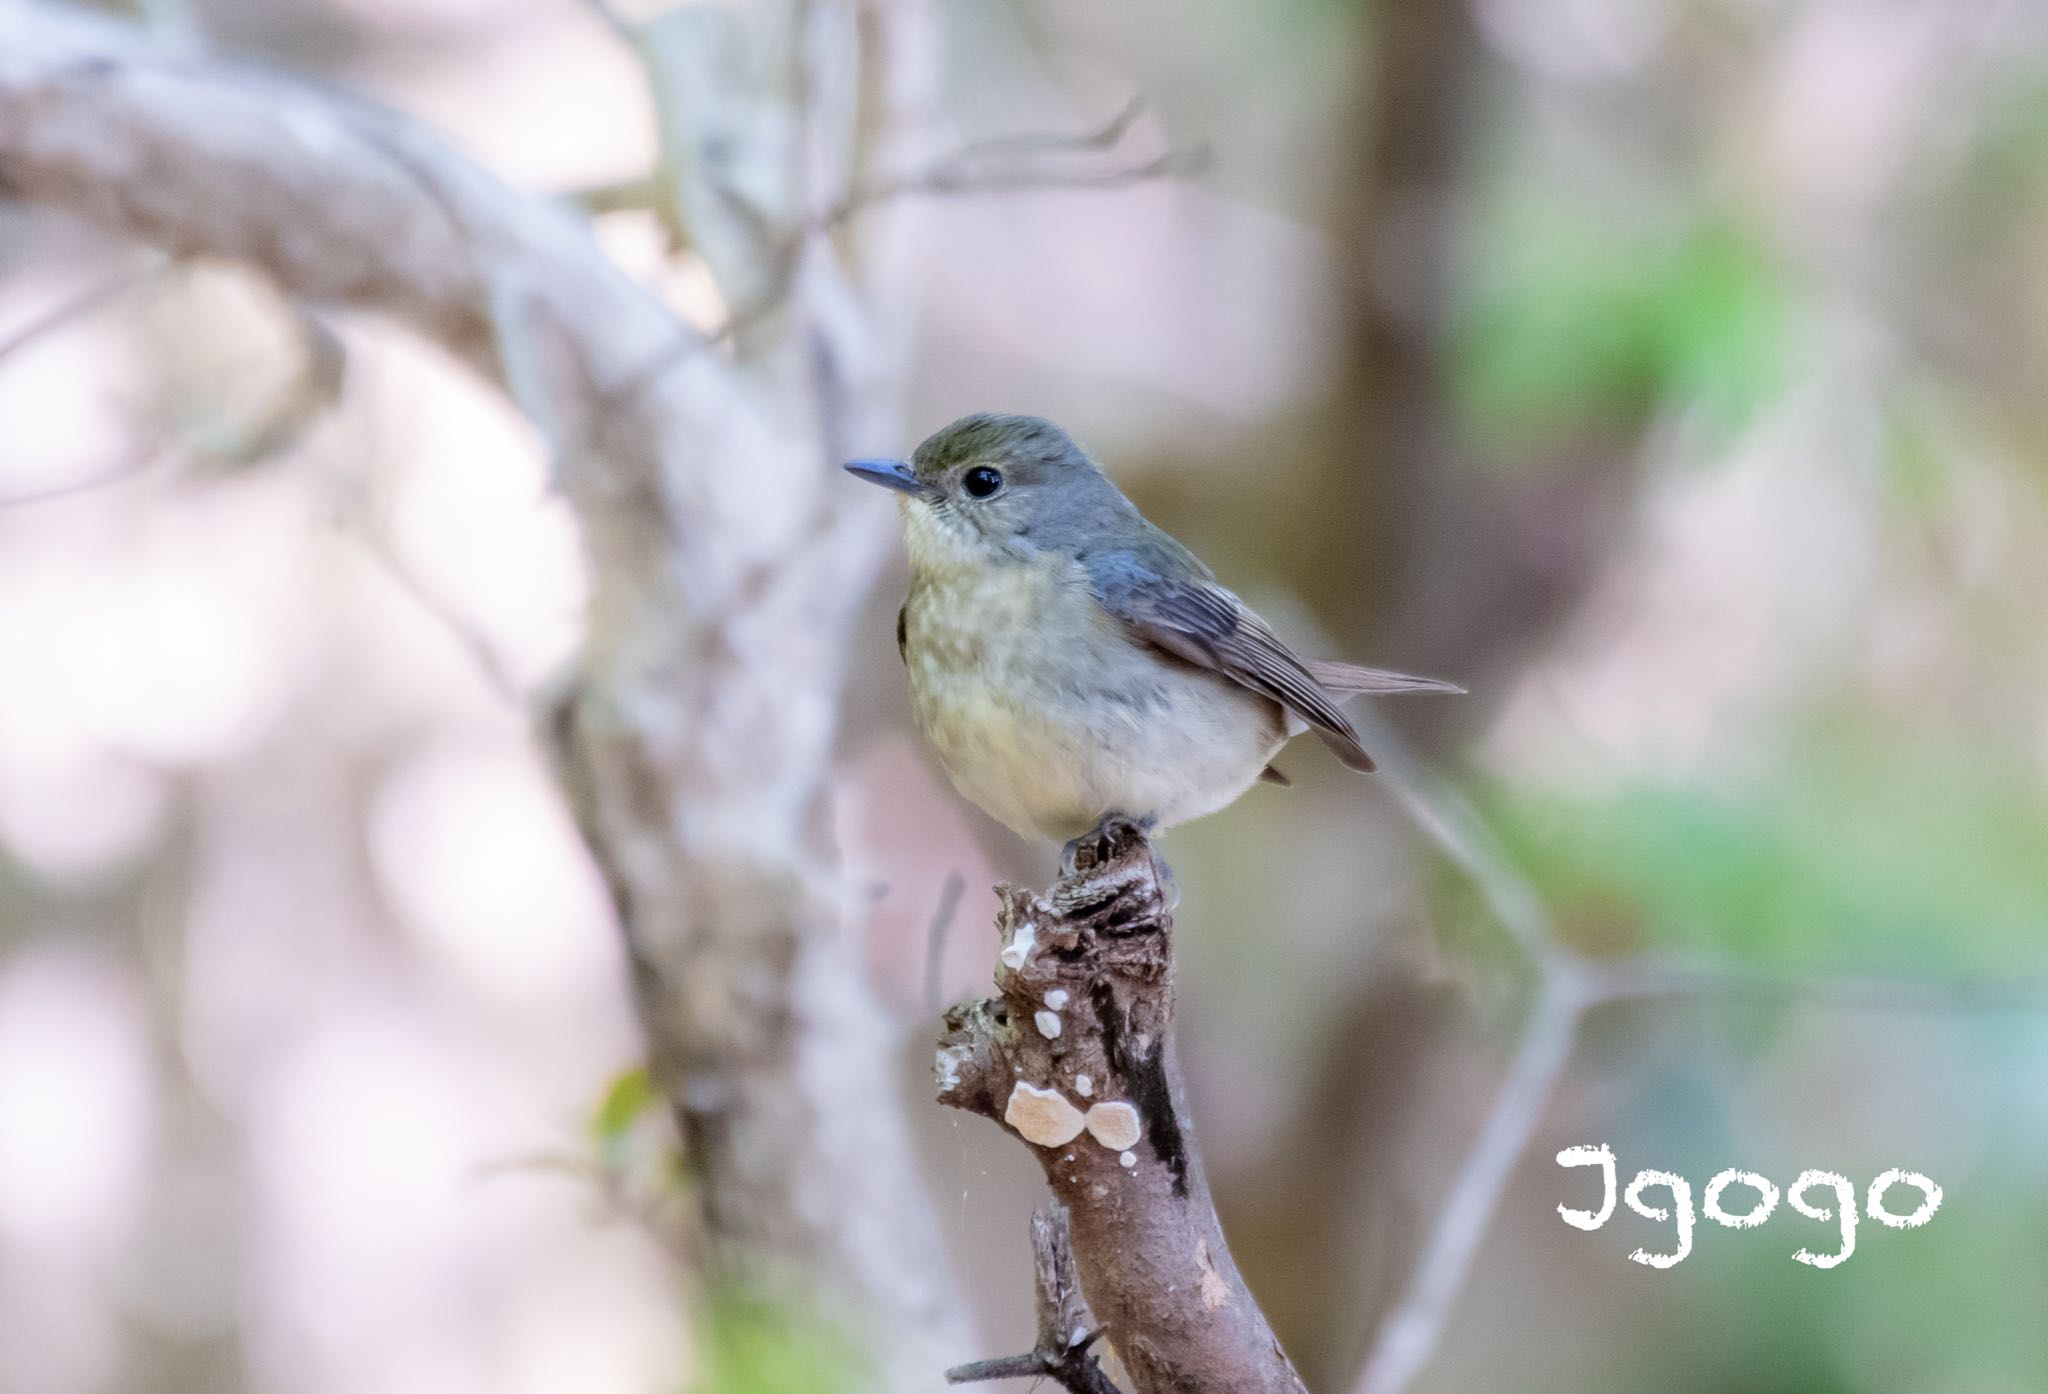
[900,527,1284,840]
[904,552,1080,761]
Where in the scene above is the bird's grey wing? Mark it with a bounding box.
[1087,553,1376,772]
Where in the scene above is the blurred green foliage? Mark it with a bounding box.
[1453,201,1788,452]
[1481,731,2048,970]
[593,1063,660,1168]
[1946,70,2048,249]
[590,1071,863,1393]
[686,1287,865,1394]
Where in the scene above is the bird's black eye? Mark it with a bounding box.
[961,466,1004,499]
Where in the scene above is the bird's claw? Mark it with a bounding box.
[1060,812,1156,879]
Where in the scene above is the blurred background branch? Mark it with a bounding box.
[1,0,970,1385]
[1351,719,2048,1393]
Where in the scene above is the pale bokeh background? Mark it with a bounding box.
[4,1,2048,1391]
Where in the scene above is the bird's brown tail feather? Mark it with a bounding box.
[1307,660,1466,697]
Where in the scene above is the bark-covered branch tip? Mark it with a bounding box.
[937,818,1307,1394]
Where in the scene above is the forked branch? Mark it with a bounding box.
[945,1205,1118,1394]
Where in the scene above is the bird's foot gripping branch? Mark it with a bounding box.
[936,818,1307,1394]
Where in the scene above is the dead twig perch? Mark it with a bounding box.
[938,818,1308,1394]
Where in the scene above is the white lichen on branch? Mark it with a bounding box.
[1006,1082,1087,1148]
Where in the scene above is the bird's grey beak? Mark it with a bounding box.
[843,458,925,497]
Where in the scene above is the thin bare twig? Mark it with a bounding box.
[595,98,1207,414]
[1350,713,1562,964]
[467,1146,698,1255]
[345,506,524,705]
[944,94,1147,162]
[946,1205,1119,1394]
[822,97,1208,231]
[0,441,176,508]
[922,869,966,1017]
[1352,972,1583,1394]
[823,144,1209,231]
[0,258,165,368]
[1585,954,2048,1015]
[0,293,342,510]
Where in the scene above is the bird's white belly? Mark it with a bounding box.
[904,559,1285,842]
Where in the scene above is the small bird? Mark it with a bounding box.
[846,414,1460,850]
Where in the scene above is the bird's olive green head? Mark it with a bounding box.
[843,413,1138,565]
